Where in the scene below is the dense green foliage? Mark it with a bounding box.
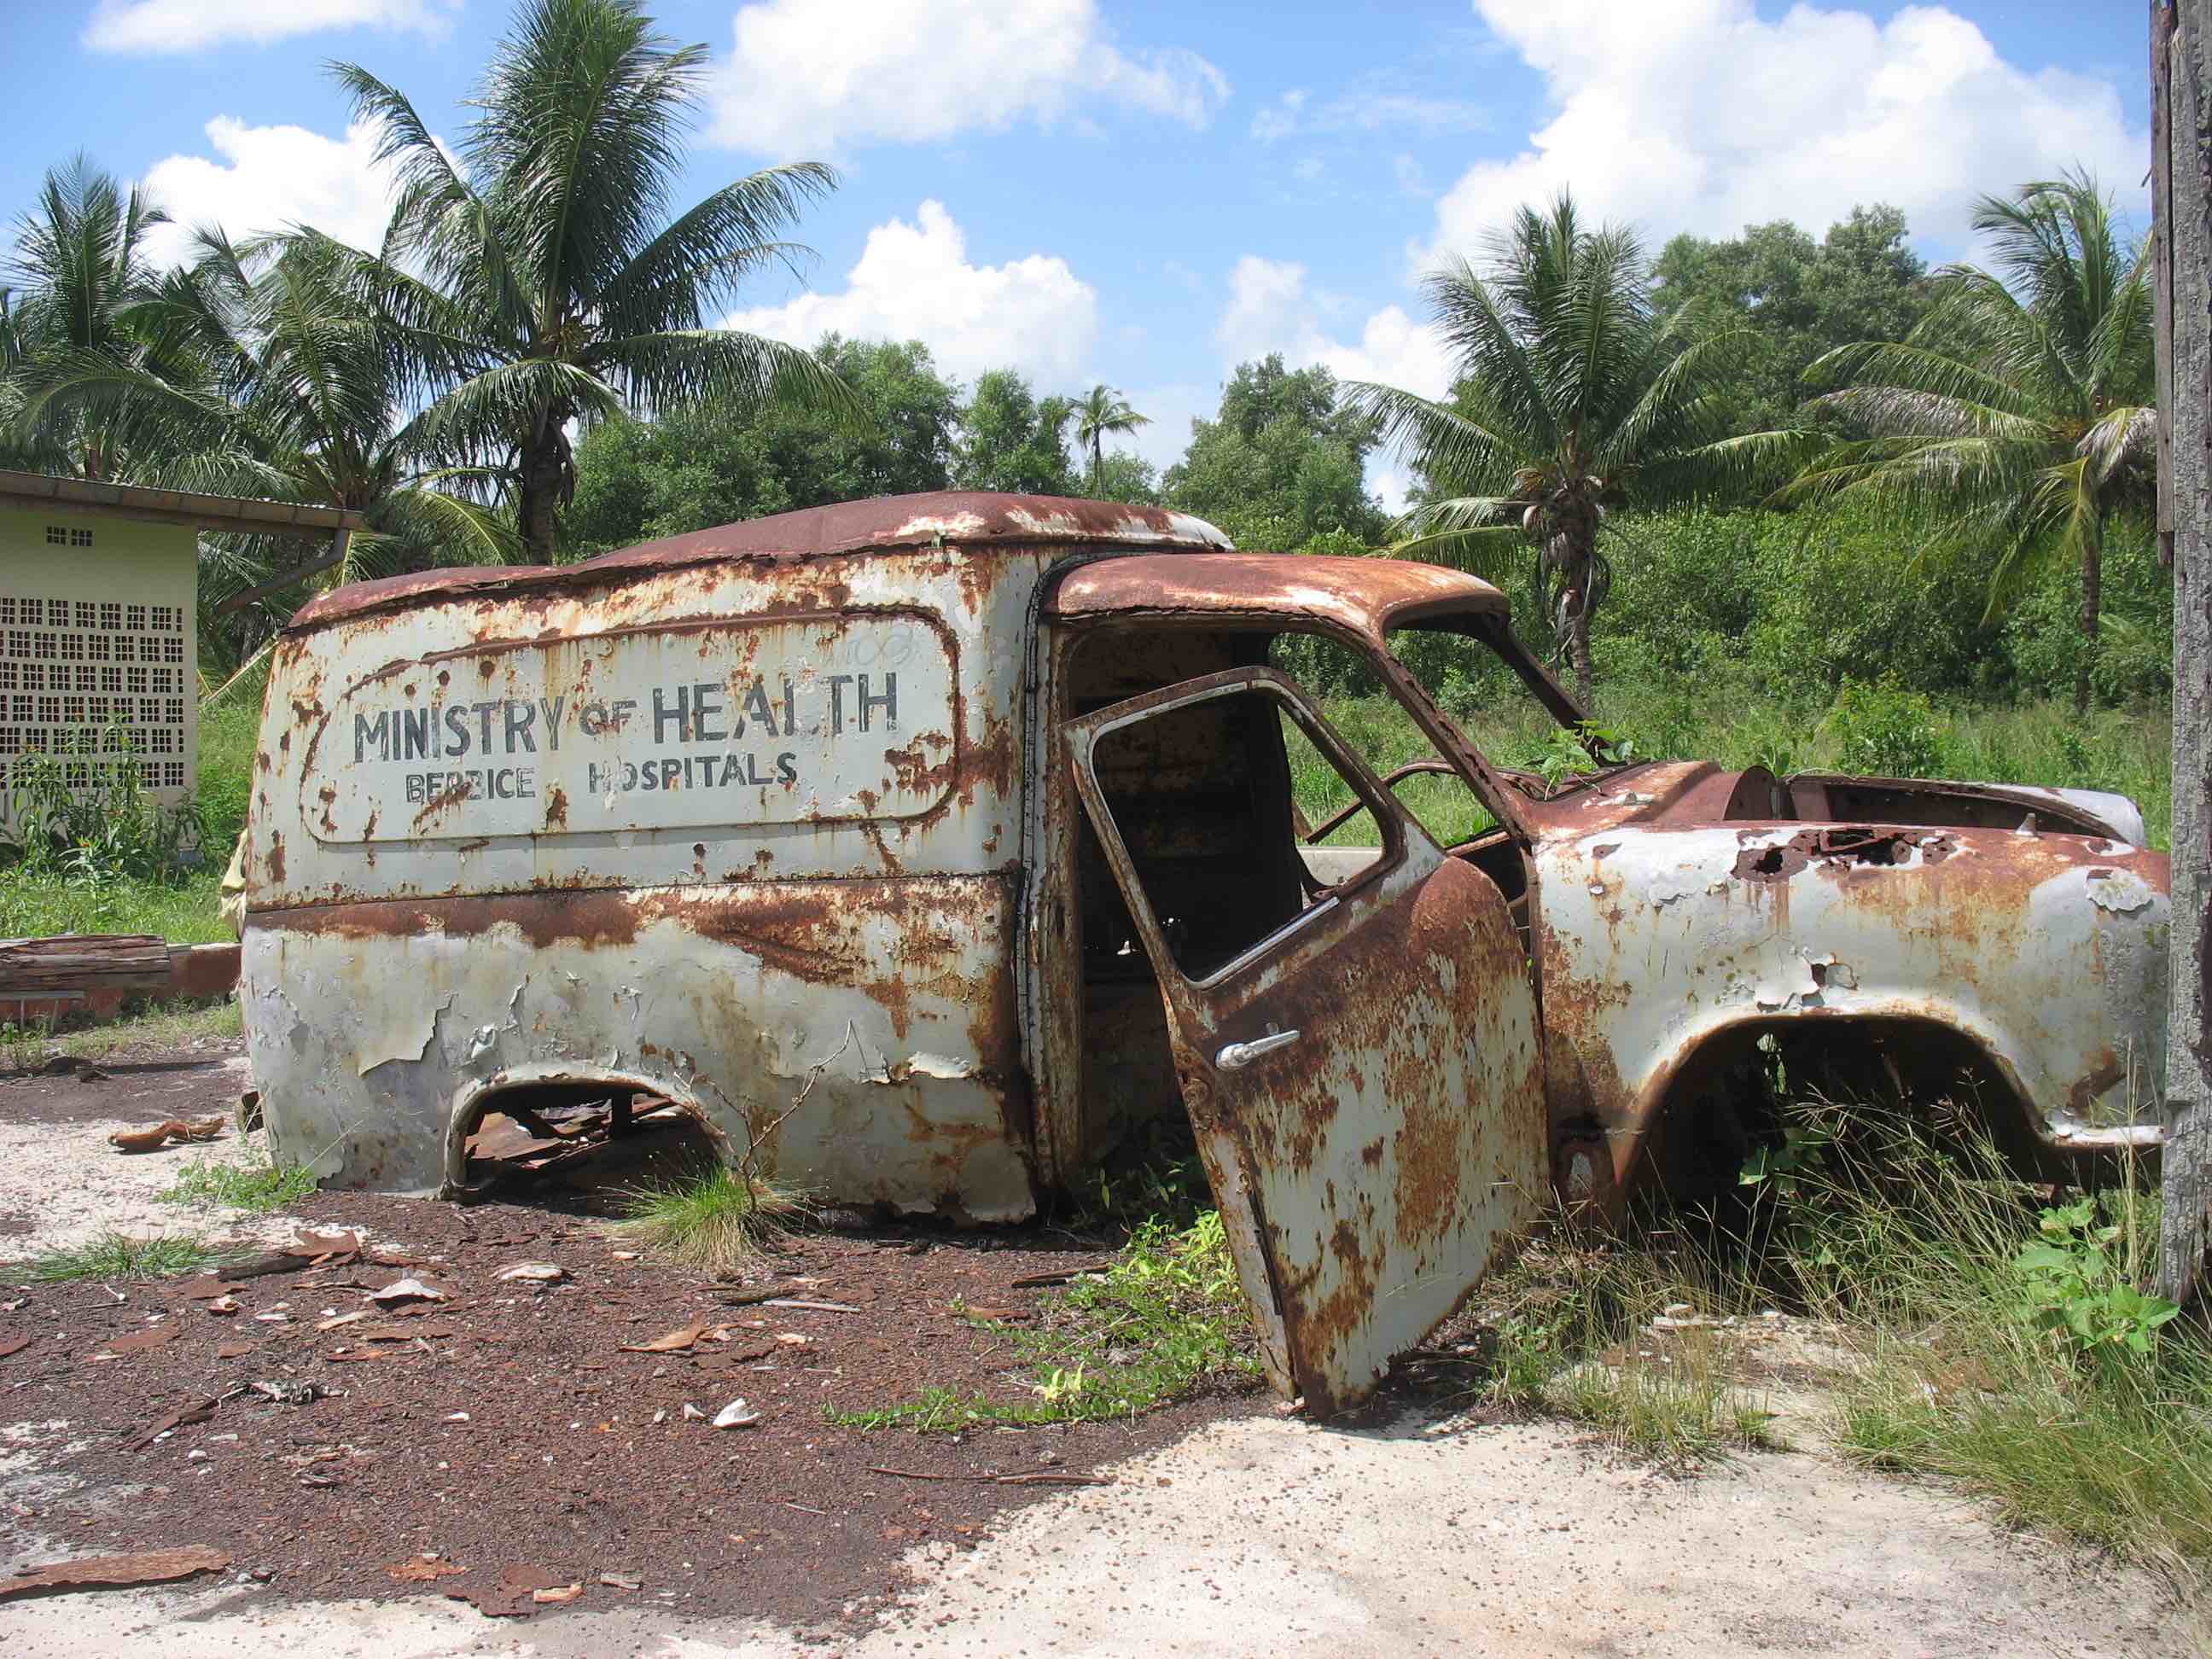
[1350,191,1807,702]
[951,367,1080,494]
[1651,205,1932,431]
[1161,354,1384,550]
[566,335,960,556]
[1786,172,2155,712]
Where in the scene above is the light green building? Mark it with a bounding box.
[0,469,360,838]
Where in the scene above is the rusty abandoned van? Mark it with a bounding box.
[240,490,2171,1412]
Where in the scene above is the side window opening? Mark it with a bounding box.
[1086,683,1393,983]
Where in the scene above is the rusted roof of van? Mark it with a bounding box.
[290,492,1232,630]
[1046,553,1509,637]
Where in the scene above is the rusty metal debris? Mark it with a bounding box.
[124,1397,215,1452]
[368,1278,448,1306]
[444,1563,569,1618]
[0,1545,230,1602]
[91,1323,179,1359]
[234,488,2174,1417]
[387,1556,466,1582]
[108,1116,225,1153]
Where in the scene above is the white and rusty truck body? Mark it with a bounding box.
[239,491,2171,1412]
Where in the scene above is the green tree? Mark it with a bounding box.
[1784,171,2155,713]
[1091,448,1161,505]
[331,0,849,560]
[1163,355,1382,550]
[1071,382,1150,493]
[1352,191,1794,704]
[1651,204,1930,430]
[952,368,1076,494]
[4,155,204,481]
[138,230,517,676]
[566,335,959,555]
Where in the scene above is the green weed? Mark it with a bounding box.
[160,1146,318,1215]
[830,1209,1260,1431]
[1477,1232,1777,1469]
[608,1162,811,1277]
[1720,1094,2212,1584]
[17,1232,226,1282]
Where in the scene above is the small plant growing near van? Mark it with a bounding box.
[610,1163,812,1276]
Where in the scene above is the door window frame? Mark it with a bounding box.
[1068,665,1430,993]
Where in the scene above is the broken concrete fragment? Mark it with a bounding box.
[493,1262,567,1284]
[368,1277,449,1307]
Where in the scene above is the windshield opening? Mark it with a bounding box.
[1267,613,1621,850]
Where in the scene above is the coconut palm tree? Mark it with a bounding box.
[3,155,205,481]
[1072,383,1150,493]
[29,226,521,678]
[1783,171,2153,713]
[1348,191,1795,705]
[330,0,851,561]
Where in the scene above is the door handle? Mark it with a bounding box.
[1217,1028,1301,1070]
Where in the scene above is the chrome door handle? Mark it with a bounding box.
[1217,1029,1301,1070]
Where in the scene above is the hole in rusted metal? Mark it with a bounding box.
[456,1085,719,1212]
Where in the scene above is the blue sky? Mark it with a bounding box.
[6,2,2154,498]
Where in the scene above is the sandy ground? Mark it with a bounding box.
[0,1053,302,1252]
[2,1408,2190,1658]
[0,1044,2195,1656]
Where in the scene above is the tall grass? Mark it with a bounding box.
[1736,1099,2212,1580]
[608,1162,811,1276]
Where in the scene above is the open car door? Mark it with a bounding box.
[1065,667,1545,1414]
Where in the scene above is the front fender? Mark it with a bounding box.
[1533,823,2170,1189]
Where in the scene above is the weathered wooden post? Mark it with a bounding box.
[2154,0,2212,1305]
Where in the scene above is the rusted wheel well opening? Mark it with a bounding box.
[448,1081,727,1214]
[1644,1016,2041,1211]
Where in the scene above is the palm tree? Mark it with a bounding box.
[1349,191,1793,704]
[332,0,851,561]
[4,155,204,481]
[27,226,521,678]
[1783,171,2153,713]
[1073,383,1150,493]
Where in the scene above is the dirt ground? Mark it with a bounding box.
[0,1035,2195,1656]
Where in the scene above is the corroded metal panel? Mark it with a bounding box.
[308,613,958,841]
[241,876,1032,1218]
[1534,812,2174,1197]
[1067,669,1545,1415]
[239,510,1129,1219]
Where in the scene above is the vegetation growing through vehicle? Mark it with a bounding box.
[609,1163,814,1277]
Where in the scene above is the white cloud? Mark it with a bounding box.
[1431,0,2145,261]
[1251,88,1309,143]
[140,119,407,266]
[1249,79,1487,145]
[1215,255,1453,402]
[84,0,457,53]
[708,0,1226,154]
[725,200,1098,387]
